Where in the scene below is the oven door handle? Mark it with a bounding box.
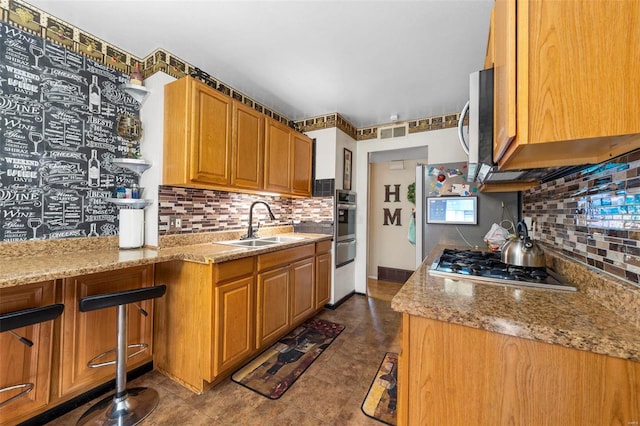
[337,203,356,210]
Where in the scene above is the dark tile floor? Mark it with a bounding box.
[47,294,402,425]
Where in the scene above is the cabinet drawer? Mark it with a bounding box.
[257,244,315,272]
[315,240,332,254]
[212,257,254,283]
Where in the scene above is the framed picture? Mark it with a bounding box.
[343,148,352,190]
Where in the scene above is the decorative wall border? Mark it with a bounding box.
[5,0,464,138]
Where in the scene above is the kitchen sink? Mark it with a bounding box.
[216,235,305,249]
[258,236,304,243]
[217,239,280,248]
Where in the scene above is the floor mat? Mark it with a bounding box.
[361,352,398,425]
[231,318,344,399]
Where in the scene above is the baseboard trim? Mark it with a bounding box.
[324,290,356,310]
[18,362,154,426]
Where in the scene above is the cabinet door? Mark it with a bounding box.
[189,82,232,185]
[493,0,516,162]
[291,257,315,325]
[59,265,154,398]
[291,132,312,196]
[232,101,264,190]
[315,252,331,309]
[213,276,255,378]
[0,281,56,425]
[264,118,291,193]
[256,267,290,348]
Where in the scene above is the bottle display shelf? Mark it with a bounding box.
[107,198,152,209]
[119,83,150,103]
[111,158,152,175]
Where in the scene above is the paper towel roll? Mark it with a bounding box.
[119,209,145,249]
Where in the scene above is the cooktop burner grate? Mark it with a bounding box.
[429,248,577,291]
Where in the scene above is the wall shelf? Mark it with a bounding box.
[107,198,152,209]
[111,158,152,175]
[119,83,150,103]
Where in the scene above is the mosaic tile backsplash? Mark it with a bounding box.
[523,149,640,285]
[158,186,333,236]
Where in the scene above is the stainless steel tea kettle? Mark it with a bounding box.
[500,221,546,267]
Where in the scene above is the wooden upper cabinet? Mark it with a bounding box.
[164,77,312,197]
[493,0,640,170]
[163,77,232,187]
[291,132,313,196]
[232,102,264,190]
[264,117,292,194]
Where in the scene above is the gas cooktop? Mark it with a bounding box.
[429,248,577,291]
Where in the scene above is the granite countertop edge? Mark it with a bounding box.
[391,244,640,363]
[0,233,332,288]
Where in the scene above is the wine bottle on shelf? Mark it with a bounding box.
[88,149,100,187]
[129,62,144,86]
[89,75,101,114]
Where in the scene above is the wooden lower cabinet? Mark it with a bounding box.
[212,275,254,378]
[58,265,155,398]
[290,257,315,326]
[257,266,291,348]
[155,241,331,394]
[0,281,57,426]
[398,314,640,426]
[315,240,332,309]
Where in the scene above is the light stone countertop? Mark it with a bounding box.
[0,232,332,288]
[391,244,640,363]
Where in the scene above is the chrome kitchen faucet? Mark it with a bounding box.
[242,201,276,239]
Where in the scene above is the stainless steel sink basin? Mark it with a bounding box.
[258,236,305,243]
[217,239,280,248]
[216,235,304,249]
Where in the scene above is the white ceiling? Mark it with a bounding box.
[26,0,493,128]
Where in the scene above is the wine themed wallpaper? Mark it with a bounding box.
[0,21,140,241]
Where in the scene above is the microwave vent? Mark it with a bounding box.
[379,123,407,139]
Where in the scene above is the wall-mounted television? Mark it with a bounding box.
[426,196,478,225]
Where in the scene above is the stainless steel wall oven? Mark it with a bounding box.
[336,190,356,266]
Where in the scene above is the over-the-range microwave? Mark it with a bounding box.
[458,68,585,185]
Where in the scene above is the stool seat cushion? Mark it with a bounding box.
[79,285,166,312]
[0,304,64,333]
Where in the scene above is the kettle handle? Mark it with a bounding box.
[516,221,533,248]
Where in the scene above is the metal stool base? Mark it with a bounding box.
[76,387,159,426]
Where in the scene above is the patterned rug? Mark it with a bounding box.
[231,318,345,399]
[361,352,398,425]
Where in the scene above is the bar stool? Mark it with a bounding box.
[0,303,64,407]
[76,285,166,426]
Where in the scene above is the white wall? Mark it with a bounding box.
[139,72,176,247]
[354,127,467,293]
[368,158,426,277]
[307,127,337,180]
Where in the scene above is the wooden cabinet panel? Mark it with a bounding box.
[256,267,290,348]
[315,252,331,309]
[213,276,254,378]
[493,0,516,161]
[291,132,312,196]
[0,281,56,426]
[257,244,315,272]
[291,257,314,325]
[264,118,292,193]
[59,265,154,398]
[399,314,640,426]
[164,77,312,197]
[232,102,264,190]
[189,83,232,185]
[493,0,640,170]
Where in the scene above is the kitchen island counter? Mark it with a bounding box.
[391,244,640,362]
[0,231,332,289]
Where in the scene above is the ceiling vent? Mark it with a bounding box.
[378,123,408,140]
